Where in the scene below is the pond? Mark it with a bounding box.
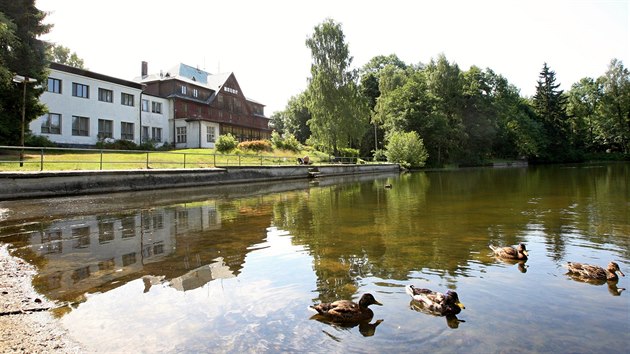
[0,163,628,353]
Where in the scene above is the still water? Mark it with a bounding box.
[0,163,628,353]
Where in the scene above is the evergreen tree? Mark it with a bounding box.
[532,63,573,161]
[0,0,50,145]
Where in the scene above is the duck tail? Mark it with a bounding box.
[489,245,498,252]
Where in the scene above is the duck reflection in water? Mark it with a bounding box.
[309,293,384,337]
[564,261,626,296]
[405,285,466,329]
[494,257,529,273]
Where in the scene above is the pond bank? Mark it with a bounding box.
[0,245,83,353]
[0,163,399,200]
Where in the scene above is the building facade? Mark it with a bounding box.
[31,62,270,149]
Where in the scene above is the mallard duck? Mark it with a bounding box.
[565,261,625,282]
[309,293,382,322]
[405,285,465,316]
[489,243,528,260]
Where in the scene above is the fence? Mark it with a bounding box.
[0,146,371,171]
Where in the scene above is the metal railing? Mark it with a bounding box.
[0,146,380,172]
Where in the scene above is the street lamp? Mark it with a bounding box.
[12,74,38,167]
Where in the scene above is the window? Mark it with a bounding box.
[72,116,89,136]
[47,78,61,93]
[151,101,162,113]
[206,126,216,143]
[176,127,187,143]
[141,99,149,112]
[98,119,113,139]
[142,126,149,142]
[121,122,134,140]
[72,83,89,98]
[152,127,162,142]
[181,85,187,95]
[41,113,61,134]
[193,88,198,98]
[98,88,113,103]
[121,93,134,106]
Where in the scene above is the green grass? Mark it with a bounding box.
[0,148,314,172]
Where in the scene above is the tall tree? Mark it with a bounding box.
[305,18,368,154]
[46,43,85,68]
[0,0,50,145]
[598,58,630,153]
[532,63,572,161]
[566,77,602,152]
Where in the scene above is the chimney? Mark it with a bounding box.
[141,61,148,78]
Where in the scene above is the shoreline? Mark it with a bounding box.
[0,245,84,353]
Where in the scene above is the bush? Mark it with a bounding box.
[271,131,301,152]
[237,140,273,152]
[96,139,138,150]
[216,133,238,153]
[385,131,428,169]
[25,134,57,147]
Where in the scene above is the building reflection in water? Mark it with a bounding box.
[24,200,262,305]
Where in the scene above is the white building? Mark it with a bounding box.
[31,62,170,147]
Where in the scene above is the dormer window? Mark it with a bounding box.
[193,89,198,98]
[181,85,187,95]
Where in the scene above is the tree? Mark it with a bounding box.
[305,18,369,154]
[566,77,602,151]
[384,131,428,169]
[46,43,85,68]
[532,63,573,161]
[598,59,630,153]
[0,0,50,145]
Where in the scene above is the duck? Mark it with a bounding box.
[565,261,625,282]
[309,293,382,323]
[384,183,393,189]
[489,243,528,260]
[405,285,465,316]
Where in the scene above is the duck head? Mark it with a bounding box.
[517,243,529,257]
[358,293,383,308]
[608,262,625,277]
[444,290,465,310]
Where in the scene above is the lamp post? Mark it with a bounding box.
[12,75,37,167]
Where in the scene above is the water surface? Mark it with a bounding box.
[0,163,628,353]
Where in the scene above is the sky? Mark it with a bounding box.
[36,0,628,115]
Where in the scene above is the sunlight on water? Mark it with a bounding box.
[0,163,628,353]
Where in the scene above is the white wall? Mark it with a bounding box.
[31,68,170,147]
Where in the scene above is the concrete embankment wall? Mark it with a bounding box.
[0,164,399,200]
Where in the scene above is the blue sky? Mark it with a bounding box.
[37,0,628,115]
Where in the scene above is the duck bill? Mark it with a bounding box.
[522,250,529,257]
[456,302,465,309]
[618,270,625,277]
[374,301,383,306]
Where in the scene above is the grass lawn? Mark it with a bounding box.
[0,148,317,172]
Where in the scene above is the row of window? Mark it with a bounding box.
[41,113,137,140]
[47,77,136,107]
[141,99,163,114]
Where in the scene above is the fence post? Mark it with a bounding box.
[100,150,103,170]
[238,155,241,166]
[261,156,263,166]
[146,152,150,169]
[214,153,216,167]
[183,153,186,168]
[40,148,44,171]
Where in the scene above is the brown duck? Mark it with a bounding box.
[489,243,528,260]
[310,293,382,322]
[565,261,625,281]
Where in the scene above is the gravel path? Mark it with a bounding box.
[0,245,84,353]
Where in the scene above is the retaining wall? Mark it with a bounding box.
[0,164,399,200]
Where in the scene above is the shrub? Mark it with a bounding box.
[96,139,138,150]
[271,131,301,152]
[237,140,273,152]
[216,133,238,153]
[385,131,428,169]
[25,134,57,147]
